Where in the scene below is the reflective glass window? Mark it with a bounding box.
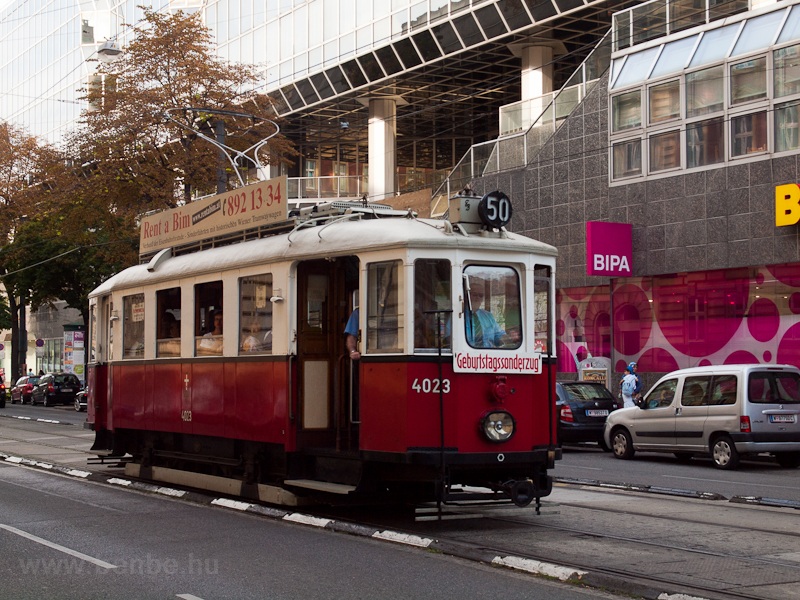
[294,6,307,53]
[374,16,391,43]
[324,0,338,41]
[670,0,706,34]
[776,101,800,152]
[778,5,800,45]
[613,46,659,89]
[412,29,441,62]
[280,14,292,59]
[612,90,641,132]
[430,0,449,22]
[374,0,390,19]
[267,20,279,64]
[410,1,427,30]
[340,0,355,34]
[453,13,484,47]
[326,65,351,93]
[241,0,252,33]
[649,35,697,79]
[649,80,680,124]
[393,37,422,68]
[311,72,335,98]
[709,375,738,405]
[681,377,711,406]
[375,45,403,75]
[474,4,508,39]
[357,25,371,51]
[123,293,145,359]
[341,32,355,57]
[433,21,461,54]
[686,117,724,168]
[731,111,767,156]
[731,9,785,57]
[230,0,239,39]
[525,0,557,22]
[649,130,681,172]
[324,39,338,65]
[645,379,678,409]
[342,59,366,87]
[367,261,404,353]
[356,0,372,27]
[749,372,800,403]
[686,65,724,117]
[239,275,273,354]
[414,259,452,353]
[463,265,522,350]
[358,52,384,81]
[612,139,642,179]
[775,44,800,98]
[731,56,767,105]
[496,0,531,30]
[393,10,409,38]
[157,288,181,358]
[689,24,739,68]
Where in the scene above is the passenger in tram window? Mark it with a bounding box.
[242,318,271,352]
[465,278,507,349]
[345,307,360,360]
[198,310,223,355]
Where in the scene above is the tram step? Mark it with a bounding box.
[283,479,357,495]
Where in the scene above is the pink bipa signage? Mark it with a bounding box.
[586,221,632,277]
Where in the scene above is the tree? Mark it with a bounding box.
[75,8,295,217]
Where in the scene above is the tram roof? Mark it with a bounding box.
[91,216,557,297]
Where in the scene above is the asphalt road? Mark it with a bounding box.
[0,462,623,600]
[1,402,87,426]
[555,442,800,502]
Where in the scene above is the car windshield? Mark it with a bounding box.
[562,383,613,401]
[749,372,800,404]
[53,375,78,385]
[28,377,39,384]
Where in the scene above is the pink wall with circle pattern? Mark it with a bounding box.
[557,263,800,374]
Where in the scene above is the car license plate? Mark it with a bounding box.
[61,388,72,393]
[586,409,609,417]
[769,414,796,423]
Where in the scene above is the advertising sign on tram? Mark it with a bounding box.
[139,175,288,255]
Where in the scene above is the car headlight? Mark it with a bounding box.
[481,410,516,443]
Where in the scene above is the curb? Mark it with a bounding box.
[0,450,714,600]
[554,477,727,501]
[729,495,800,510]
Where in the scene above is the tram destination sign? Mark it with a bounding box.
[139,175,288,255]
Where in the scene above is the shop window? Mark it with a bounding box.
[533,266,550,354]
[612,90,641,132]
[239,274,273,354]
[686,65,724,117]
[413,259,451,353]
[686,117,724,168]
[774,43,800,98]
[731,111,768,156]
[612,139,642,179]
[367,260,404,353]
[775,101,800,152]
[730,56,767,105]
[649,130,681,172]
[463,265,522,350]
[195,281,223,356]
[649,80,680,124]
[122,293,145,359]
[305,159,317,189]
[156,287,181,358]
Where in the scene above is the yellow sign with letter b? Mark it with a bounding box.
[777,184,800,226]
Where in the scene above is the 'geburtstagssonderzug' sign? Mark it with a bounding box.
[139,176,287,255]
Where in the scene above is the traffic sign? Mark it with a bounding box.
[0,343,4,351]
[35,338,44,347]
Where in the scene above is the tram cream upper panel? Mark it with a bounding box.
[90,218,557,297]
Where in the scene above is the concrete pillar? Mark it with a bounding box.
[368,98,396,201]
[521,46,554,129]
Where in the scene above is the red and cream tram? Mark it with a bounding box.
[86,178,559,507]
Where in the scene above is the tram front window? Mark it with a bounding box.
[414,259,451,353]
[367,260,404,353]
[195,281,223,356]
[463,266,522,350]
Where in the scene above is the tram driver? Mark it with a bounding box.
[465,277,508,349]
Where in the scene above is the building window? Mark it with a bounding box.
[122,293,145,359]
[776,101,800,151]
[686,117,724,168]
[686,65,724,117]
[305,159,317,190]
[774,43,800,98]
[612,90,641,132]
[649,130,681,172]
[649,79,680,123]
[613,139,642,179]
[732,111,768,156]
[730,56,767,105]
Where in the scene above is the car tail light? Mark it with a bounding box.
[560,405,574,423]
[740,416,751,433]
[48,383,55,393]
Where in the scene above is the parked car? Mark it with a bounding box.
[556,380,621,450]
[604,364,800,470]
[31,373,82,407]
[74,389,87,412]
[10,376,39,404]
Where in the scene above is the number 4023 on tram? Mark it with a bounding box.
[86,183,560,509]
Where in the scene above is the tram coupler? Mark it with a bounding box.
[500,478,538,509]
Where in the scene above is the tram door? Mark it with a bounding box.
[296,257,360,450]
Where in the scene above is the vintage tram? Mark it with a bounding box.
[86,179,559,507]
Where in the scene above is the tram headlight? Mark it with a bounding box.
[480,410,516,443]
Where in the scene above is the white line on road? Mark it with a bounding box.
[0,524,118,569]
[176,594,206,600]
[558,465,603,471]
[662,475,799,491]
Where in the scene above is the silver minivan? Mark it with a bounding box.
[603,364,800,469]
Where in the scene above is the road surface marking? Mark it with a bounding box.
[559,465,602,470]
[663,475,798,490]
[0,524,117,569]
[176,595,206,600]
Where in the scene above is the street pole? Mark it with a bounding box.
[216,119,226,194]
[18,296,26,378]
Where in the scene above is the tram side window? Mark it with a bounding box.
[89,304,97,363]
[367,260,404,353]
[157,287,181,357]
[239,274,273,354]
[122,293,145,359]
[195,281,223,356]
[414,259,451,352]
[463,266,522,350]
[534,265,551,354]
